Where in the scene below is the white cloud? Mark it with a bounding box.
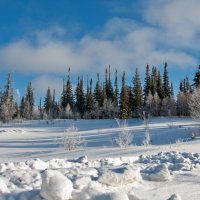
[145,0,200,49]
[32,75,63,98]
[0,5,198,79]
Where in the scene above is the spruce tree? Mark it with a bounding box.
[127,86,134,117]
[114,69,119,109]
[44,87,53,117]
[25,82,34,119]
[143,64,151,105]
[133,68,143,116]
[179,80,184,92]
[0,73,17,122]
[20,96,26,118]
[75,76,85,117]
[193,65,200,88]
[94,73,103,107]
[150,66,157,96]
[157,70,164,99]
[163,62,170,97]
[120,72,129,119]
[105,65,114,101]
[61,68,74,110]
[86,78,94,113]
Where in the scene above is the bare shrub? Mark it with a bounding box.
[63,125,84,151]
[115,118,133,148]
[142,111,151,146]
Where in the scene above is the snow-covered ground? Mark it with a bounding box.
[1,117,200,199]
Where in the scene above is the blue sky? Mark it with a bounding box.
[0,0,199,102]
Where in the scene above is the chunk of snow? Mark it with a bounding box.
[98,166,141,186]
[77,155,88,164]
[92,192,129,200]
[167,193,181,200]
[147,164,171,181]
[74,175,91,190]
[0,178,9,193]
[26,158,49,170]
[40,169,73,200]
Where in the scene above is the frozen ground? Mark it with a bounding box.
[0,117,200,199]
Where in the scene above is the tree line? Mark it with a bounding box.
[0,63,200,122]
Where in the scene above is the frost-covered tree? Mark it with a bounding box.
[0,73,17,122]
[193,65,200,88]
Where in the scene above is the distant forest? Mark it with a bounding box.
[0,63,200,122]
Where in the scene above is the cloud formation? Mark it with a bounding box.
[0,0,198,78]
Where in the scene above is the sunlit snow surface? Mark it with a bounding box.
[1,117,200,199]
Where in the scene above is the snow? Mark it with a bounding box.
[92,192,129,200]
[40,170,73,200]
[98,166,141,186]
[167,194,182,200]
[1,117,200,199]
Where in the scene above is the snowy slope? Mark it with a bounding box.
[1,117,200,199]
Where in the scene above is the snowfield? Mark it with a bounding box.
[1,117,200,199]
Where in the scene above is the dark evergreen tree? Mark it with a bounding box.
[170,83,174,97]
[127,86,134,117]
[163,62,170,97]
[179,80,184,92]
[157,70,164,99]
[20,96,26,118]
[133,68,143,116]
[94,73,103,107]
[105,65,114,101]
[24,82,34,119]
[150,66,157,96]
[61,68,74,111]
[143,64,151,105]
[75,76,85,117]
[193,65,200,88]
[85,79,94,114]
[120,72,129,119]
[114,69,119,108]
[44,87,53,117]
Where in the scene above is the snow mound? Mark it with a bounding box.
[167,193,181,200]
[74,175,92,190]
[77,155,88,163]
[144,164,171,182]
[92,192,129,200]
[26,158,49,170]
[0,178,9,193]
[98,166,141,186]
[40,169,73,200]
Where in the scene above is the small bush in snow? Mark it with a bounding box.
[142,111,151,146]
[115,119,133,148]
[63,125,84,151]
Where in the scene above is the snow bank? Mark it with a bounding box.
[1,151,200,200]
[26,158,49,170]
[0,178,9,193]
[144,164,171,182]
[40,169,73,200]
[167,193,182,200]
[98,166,141,186]
[92,192,129,200]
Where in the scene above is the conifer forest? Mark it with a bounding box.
[0,62,199,122]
